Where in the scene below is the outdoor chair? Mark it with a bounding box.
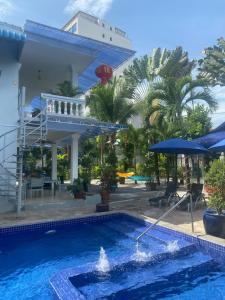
[29,177,44,199]
[177,183,207,211]
[149,182,180,208]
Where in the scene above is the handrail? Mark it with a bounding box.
[0,110,44,139]
[136,192,194,242]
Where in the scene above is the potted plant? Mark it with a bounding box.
[203,159,225,238]
[67,178,86,199]
[96,166,113,212]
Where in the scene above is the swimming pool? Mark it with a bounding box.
[0,213,225,299]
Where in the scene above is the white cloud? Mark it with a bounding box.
[0,0,15,19]
[64,0,113,18]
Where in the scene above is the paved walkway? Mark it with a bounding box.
[0,181,206,237]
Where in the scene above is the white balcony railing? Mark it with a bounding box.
[41,93,85,117]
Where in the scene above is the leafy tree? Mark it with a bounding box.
[146,76,216,132]
[86,78,137,180]
[184,104,212,139]
[198,37,225,86]
[118,125,144,172]
[86,78,136,123]
[54,80,81,97]
[124,47,195,88]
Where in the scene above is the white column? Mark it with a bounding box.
[51,144,57,181]
[70,65,78,88]
[70,133,80,182]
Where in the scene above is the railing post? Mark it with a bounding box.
[52,100,56,114]
[189,192,194,232]
[76,104,79,116]
[69,103,72,116]
[58,101,61,114]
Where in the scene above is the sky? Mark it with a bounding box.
[1,0,225,126]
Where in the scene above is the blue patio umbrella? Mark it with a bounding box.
[209,138,225,152]
[149,138,208,154]
[194,131,225,148]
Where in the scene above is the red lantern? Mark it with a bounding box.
[95,64,113,85]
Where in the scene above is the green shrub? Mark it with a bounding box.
[205,159,225,214]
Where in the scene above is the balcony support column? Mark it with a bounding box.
[70,133,80,182]
[51,144,57,181]
[70,65,78,88]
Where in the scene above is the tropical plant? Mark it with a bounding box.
[86,77,136,123]
[146,76,216,132]
[118,125,144,172]
[184,104,212,139]
[124,47,195,91]
[205,159,225,214]
[198,37,225,86]
[54,80,82,97]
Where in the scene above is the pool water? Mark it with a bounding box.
[0,215,224,299]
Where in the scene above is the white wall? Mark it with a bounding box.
[0,40,20,165]
[65,13,132,50]
[20,65,71,104]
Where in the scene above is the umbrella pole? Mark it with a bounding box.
[185,156,191,191]
[174,154,178,185]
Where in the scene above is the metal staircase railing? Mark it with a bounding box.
[136,192,194,242]
[0,105,47,213]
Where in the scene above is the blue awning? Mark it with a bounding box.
[47,115,127,138]
[0,23,26,42]
[24,20,135,92]
[194,131,225,148]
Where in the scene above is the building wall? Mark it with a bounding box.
[64,12,132,50]
[0,40,20,183]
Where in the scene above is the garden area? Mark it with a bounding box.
[21,39,225,239]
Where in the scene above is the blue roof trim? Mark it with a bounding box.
[0,23,26,42]
[47,115,127,138]
[24,20,135,91]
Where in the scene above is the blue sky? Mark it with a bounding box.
[1,0,225,126]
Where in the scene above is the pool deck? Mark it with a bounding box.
[0,180,224,246]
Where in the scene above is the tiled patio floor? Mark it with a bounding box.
[0,181,206,236]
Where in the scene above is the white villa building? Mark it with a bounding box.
[0,13,135,213]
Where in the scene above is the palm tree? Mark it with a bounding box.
[86,77,136,123]
[55,80,82,97]
[124,47,196,91]
[146,76,216,187]
[146,76,217,133]
[86,77,137,173]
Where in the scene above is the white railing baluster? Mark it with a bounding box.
[40,93,85,118]
[58,101,61,114]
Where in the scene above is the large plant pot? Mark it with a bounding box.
[74,192,86,199]
[96,203,109,212]
[145,181,157,191]
[203,209,225,238]
[119,177,125,184]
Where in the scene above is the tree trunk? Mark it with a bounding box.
[154,152,160,185]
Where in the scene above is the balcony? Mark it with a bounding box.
[41,93,86,118]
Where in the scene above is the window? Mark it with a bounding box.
[110,37,112,41]
[71,23,77,33]
[110,26,112,31]
[102,23,105,27]
[102,34,105,38]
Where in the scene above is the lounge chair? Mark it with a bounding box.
[177,183,206,211]
[149,182,179,208]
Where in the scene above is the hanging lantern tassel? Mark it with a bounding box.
[95,64,113,85]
